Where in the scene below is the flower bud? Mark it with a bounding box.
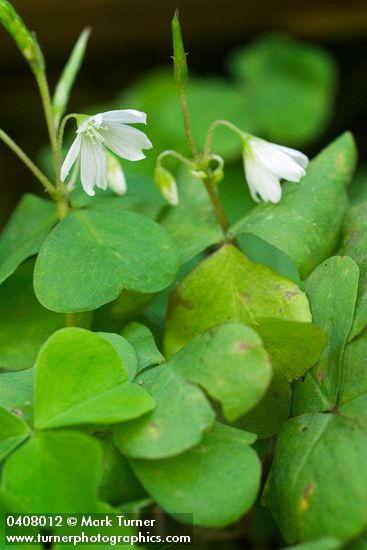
[172,10,188,87]
[209,154,224,185]
[106,153,127,196]
[0,0,44,73]
[154,165,178,206]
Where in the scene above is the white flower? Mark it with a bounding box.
[242,135,309,203]
[61,109,152,196]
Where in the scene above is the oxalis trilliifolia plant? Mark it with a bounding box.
[0,1,366,548]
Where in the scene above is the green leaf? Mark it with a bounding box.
[121,323,165,373]
[110,289,154,323]
[282,537,343,550]
[99,440,146,506]
[238,232,303,287]
[338,329,367,433]
[0,194,56,285]
[341,200,367,338]
[70,173,166,220]
[0,406,30,461]
[228,35,337,146]
[254,319,326,382]
[230,133,357,278]
[114,363,214,459]
[0,260,90,371]
[130,423,260,528]
[34,204,179,312]
[170,323,272,421]
[233,370,291,438]
[293,256,359,415]
[264,413,367,543]
[0,368,34,425]
[98,332,138,381]
[217,163,255,224]
[34,328,154,429]
[161,168,224,264]
[165,244,311,356]
[1,431,103,512]
[0,490,42,550]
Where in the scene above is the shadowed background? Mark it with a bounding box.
[1,0,367,224]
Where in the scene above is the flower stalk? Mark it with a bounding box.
[0,128,56,197]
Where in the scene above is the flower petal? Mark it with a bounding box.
[271,143,309,169]
[244,155,282,203]
[60,134,81,181]
[102,110,147,126]
[80,137,106,196]
[250,137,306,182]
[100,125,153,161]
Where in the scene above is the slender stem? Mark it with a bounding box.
[204,119,244,159]
[35,70,63,186]
[0,129,57,196]
[64,312,75,327]
[178,86,201,162]
[157,149,193,168]
[203,177,229,232]
[58,113,78,153]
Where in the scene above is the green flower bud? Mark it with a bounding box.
[209,154,224,185]
[0,0,44,73]
[154,165,178,206]
[172,9,188,87]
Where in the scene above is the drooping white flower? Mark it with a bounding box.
[61,110,152,196]
[242,135,309,203]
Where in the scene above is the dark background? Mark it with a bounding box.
[1,0,367,224]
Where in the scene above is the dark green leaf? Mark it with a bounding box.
[114,363,214,459]
[161,168,224,264]
[264,413,367,543]
[0,260,90,371]
[0,406,30,461]
[341,200,367,338]
[0,194,56,285]
[130,423,260,528]
[228,35,337,146]
[293,256,359,415]
[170,323,272,421]
[34,204,179,312]
[121,323,165,373]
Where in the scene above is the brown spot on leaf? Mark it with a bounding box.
[236,341,250,352]
[285,291,297,300]
[149,421,160,434]
[301,426,308,433]
[299,481,315,512]
[317,367,325,384]
[242,293,250,304]
[10,408,22,417]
